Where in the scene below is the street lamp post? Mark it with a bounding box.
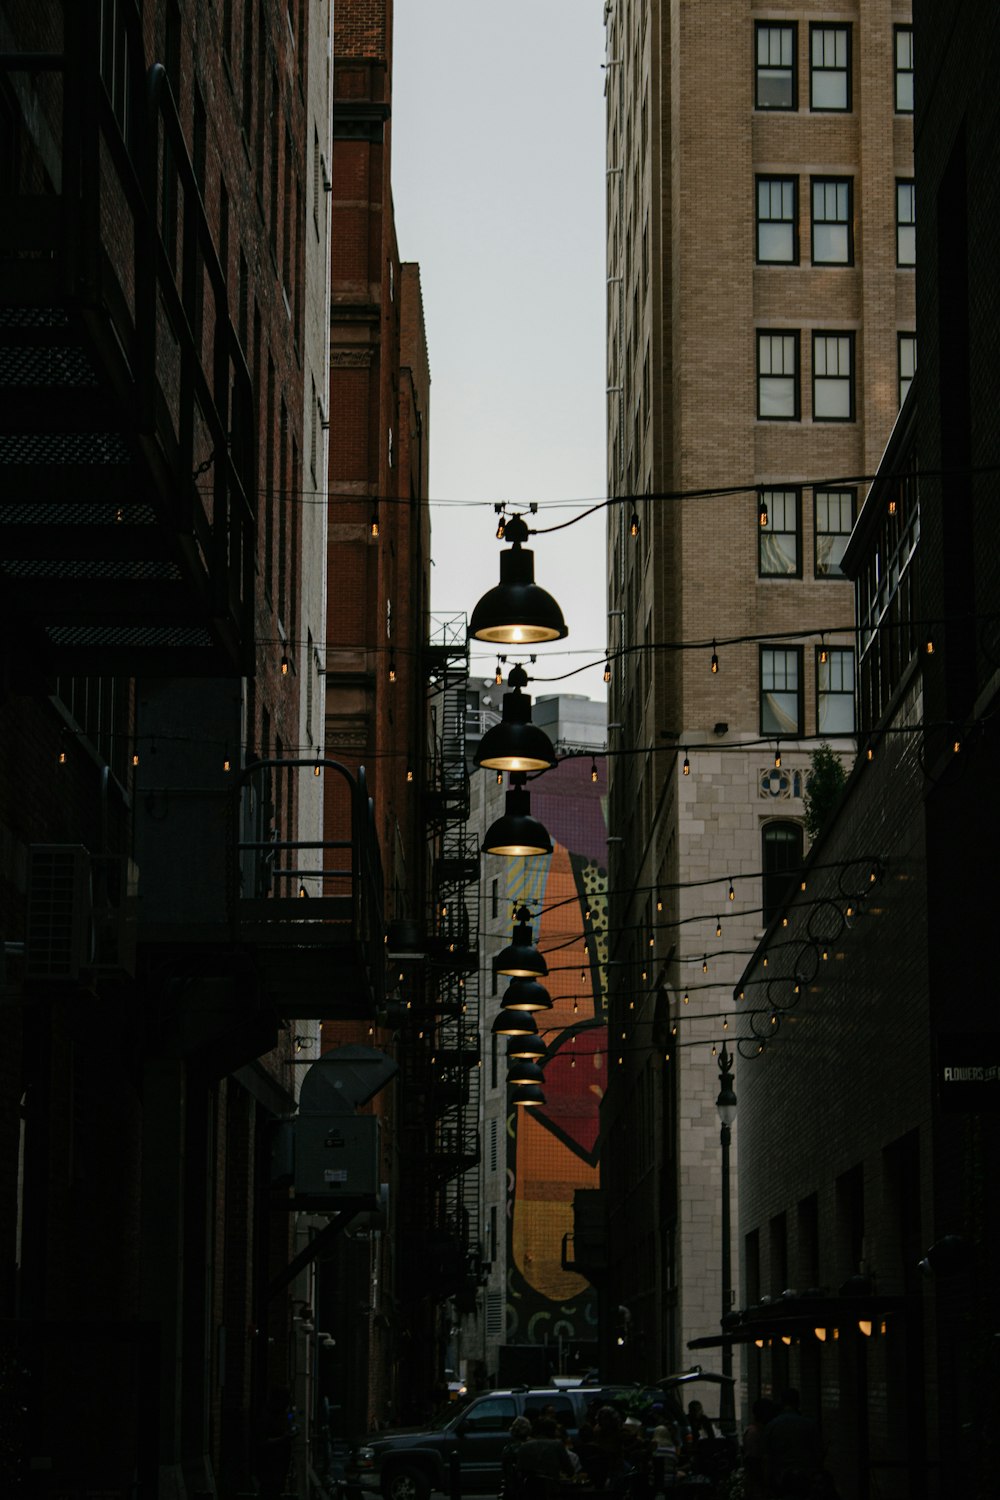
[716,1045,737,1424]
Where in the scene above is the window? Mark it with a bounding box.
[896,180,916,266]
[762,822,804,925]
[462,1398,516,1433]
[810,25,851,110]
[898,334,917,406]
[761,647,803,735]
[759,489,800,576]
[894,26,914,114]
[811,178,852,264]
[756,177,798,263]
[818,647,856,733]
[756,23,797,110]
[757,331,799,420]
[815,489,856,578]
[812,333,854,421]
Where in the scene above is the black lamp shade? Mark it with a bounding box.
[507,1035,548,1061]
[483,783,553,856]
[469,535,568,646]
[495,920,547,978]
[500,977,552,1012]
[510,1083,546,1108]
[476,691,557,772]
[507,1059,545,1086]
[491,1008,538,1037]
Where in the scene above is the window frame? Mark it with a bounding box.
[758,488,802,579]
[894,25,914,114]
[814,488,857,580]
[816,646,856,735]
[755,21,798,111]
[760,644,804,737]
[810,176,854,265]
[898,333,917,407]
[896,179,916,267]
[809,23,852,112]
[762,821,805,927]
[757,329,801,421]
[812,331,855,423]
[756,174,799,264]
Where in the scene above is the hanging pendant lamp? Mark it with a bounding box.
[475,664,557,773]
[469,514,568,645]
[507,1058,545,1087]
[500,976,553,1012]
[491,1008,539,1037]
[506,1035,548,1062]
[495,907,547,978]
[510,1082,546,1108]
[482,774,552,856]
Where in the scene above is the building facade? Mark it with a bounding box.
[728,5,1000,1496]
[463,692,607,1388]
[601,0,915,1375]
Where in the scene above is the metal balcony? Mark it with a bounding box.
[0,7,255,678]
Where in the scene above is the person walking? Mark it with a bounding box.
[763,1388,824,1498]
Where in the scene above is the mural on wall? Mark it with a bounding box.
[504,761,607,1355]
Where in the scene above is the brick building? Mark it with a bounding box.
[600,0,915,1377]
[724,4,1000,1496]
[0,2,387,1494]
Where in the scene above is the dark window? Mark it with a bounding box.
[814,489,855,578]
[812,332,855,421]
[760,647,803,736]
[817,647,856,734]
[462,1397,517,1434]
[756,23,797,109]
[756,176,798,263]
[810,24,851,110]
[759,490,800,577]
[491,879,498,919]
[897,180,916,266]
[811,177,853,264]
[898,334,917,406]
[762,822,804,926]
[894,26,914,113]
[757,331,800,420]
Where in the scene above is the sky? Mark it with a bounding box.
[390,1,609,705]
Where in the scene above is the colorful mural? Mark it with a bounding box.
[504,762,607,1355]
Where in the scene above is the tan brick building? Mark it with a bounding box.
[601,0,914,1377]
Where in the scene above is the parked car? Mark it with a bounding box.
[355,1386,594,1500]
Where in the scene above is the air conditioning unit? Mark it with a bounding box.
[25,845,92,981]
[25,846,137,982]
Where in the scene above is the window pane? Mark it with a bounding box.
[760,377,795,418]
[760,490,799,575]
[762,649,800,734]
[896,70,914,113]
[815,490,855,577]
[761,532,797,574]
[813,73,846,109]
[759,222,795,262]
[759,70,793,108]
[819,650,855,733]
[815,378,851,419]
[814,223,849,263]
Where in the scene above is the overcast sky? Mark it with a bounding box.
[390,1,609,704]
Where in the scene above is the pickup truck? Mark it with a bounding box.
[356,1386,594,1500]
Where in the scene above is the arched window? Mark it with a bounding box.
[762,821,804,925]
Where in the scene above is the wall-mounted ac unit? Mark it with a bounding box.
[26,846,137,982]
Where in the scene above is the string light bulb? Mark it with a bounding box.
[716,917,722,938]
[682,750,690,775]
[683,992,689,1005]
[603,660,611,683]
[388,658,396,683]
[495,661,503,685]
[656,898,663,913]
[280,651,289,676]
[496,769,503,785]
[406,762,414,783]
[888,496,897,516]
[758,494,769,527]
[711,641,719,674]
[132,751,140,767]
[774,744,781,770]
[728,878,735,902]
[58,747,67,765]
[223,753,232,773]
[314,759,321,777]
[925,637,934,655]
[953,737,961,754]
[370,511,380,538]
[629,510,639,537]
[591,759,599,783]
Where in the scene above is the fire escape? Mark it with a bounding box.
[398,616,482,1305]
[0,7,256,679]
